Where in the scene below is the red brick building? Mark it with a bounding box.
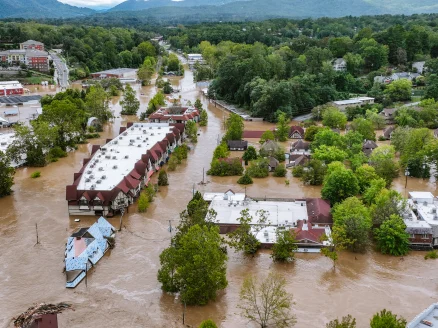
[20,40,45,51]
[0,81,24,96]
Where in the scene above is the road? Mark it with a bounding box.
[50,51,69,89]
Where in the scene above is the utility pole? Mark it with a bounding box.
[35,223,40,245]
[202,167,205,184]
[119,207,125,232]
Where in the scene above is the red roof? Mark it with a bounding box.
[243,130,268,138]
[292,220,327,244]
[306,198,332,225]
[117,181,130,194]
[129,169,141,180]
[289,126,304,136]
[125,175,141,189]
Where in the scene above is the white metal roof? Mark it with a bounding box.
[333,99,363,105]
[409,192,434,201]
[209,199,308,226]
[77,123,173,191]
[203,192,246,202]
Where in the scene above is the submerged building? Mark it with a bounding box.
[65,217,115,288]
[407,303,438,328]
[66,122,185,216]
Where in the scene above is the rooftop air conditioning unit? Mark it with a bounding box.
[434,215,438,221]
[120,137,123,140]
[151,133,154,136]
[130,139,135,143]
[134,124,139,127]
[146,137,149,140]
[87,170,92,174]
[125,155,129,159]
[90,184,96,190]
[90,165,95,169]
[98,155,101,158]
[94,159,99,163]
[158,127,161,129]
[149,127,152,130]
[101,147,107,151]
[137,144,141,148]
[264,231,269,237]
[123,132,128,136]
[113,165,118,169]
[96,180,102,184]
[137,136,140,140]
[112,156,117,160]
[0,142,6,146]
[129,143,134,146]
[113,140,118,144]
[143,140,147,143]
[131,127,134,131]
[98,167,103,171]
[89,175,94,179]
[266,239,269,242]
[143,130,147,134]
[85,178,91,182]
[101,175,106,179]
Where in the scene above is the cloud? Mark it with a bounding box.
[58,0,126,8]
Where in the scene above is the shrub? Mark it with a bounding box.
[199,319,218,328]
[247,158,269,178]
[168,156,178,171]
[425,250,438,260]
[158,170,169,186]
[49,146,67,159]
[207,158,244,176]
[292,165,304,177]
[145,183,156,202]
[237,172,253,185]
[31,171,41,179]
[273,164,287,177]
[138,193,149,213]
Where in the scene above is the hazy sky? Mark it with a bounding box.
[58,0,126,8]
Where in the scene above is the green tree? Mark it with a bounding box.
[271,230,297,262]
[239,273,296,328]
[120,84,140,115]
[275,112,290,142]
[247,158,269,178]
[85,85,112,123]
[374,215,409,256]
[363,178,387,205]
[199,110,208,126]
[332,197,372,253]
[213,142,230,159]
[304,125,322,141]
[326,315,357,328]
[137,41,156,59]
[145,183,156,202]
[259,130,275,144]
[137,193,150,212]
[228,209,270,255]
[351,117,376,141]
[146,92,166,116]
[199,320,218,328]
[322,107,347,129]
[424,74,438,101]
[384,79,412,102]
[185,120,198,142]
[138,57,156,85]
[301,159,327,186]
[313,145,347,164]
[157,225,227,305]
[273,164,287,177]
[369,145,399,187]
[208,158,244,176]
[158,170,169,186]
[311,128,343,150]
[344,52,364,76]
[0,151,14,197]
[370,189,406,226]
[365,109,386,129]
[237,172,253,185]
[321,164,359,205]
[194,99,203,111]
[370,309,407,328]
[321,225,351,268]
[355,164,379,193]
[242,146,258,163]
[224,114,244,141]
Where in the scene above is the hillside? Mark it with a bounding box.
[0,0,94,19]
[109,0,239,12]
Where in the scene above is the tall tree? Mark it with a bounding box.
[321,163,359,205]
[275,111,290,142]
[369,145,399,187]
[0,151,14,197]
[326,315,357,328]
[224,113,244,141]
[374,215,409,256]
[271,230,298,262]
[370,309,407,328]
[239,273,296,328]
[120,83,140,115]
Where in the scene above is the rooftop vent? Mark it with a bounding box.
[89,165,95,169]
[130,139,135,143]
[101,147,107,151]
[149,127,152,130]
[129,143,134,146]
[264,231,269,237]
[105,155,111,159]
[137,136,141,140]
[90,184,96,190]
[96,180,102,184]
[101,175,106,179]
[434,215,438,221]
[85,178,91,182]
[131,127,134,131]
[137,144,141,148]
[134,124,139,127]
[113,165,118,169]
[125,155,129,159]
[145,137,149,140]
[87,170,92,174]
[143,130,147,134]
[151,133,155,136]
[98,167,104,171]
[158,127,161,129]
[0,142,7,146]
[113,140,118,144]
[123,132,128,136]
[112,156,117,160]
[143,139,147,143]
[89,175,94,179]
[120,137,123,140]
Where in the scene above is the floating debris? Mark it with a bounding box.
[13,302,72,328]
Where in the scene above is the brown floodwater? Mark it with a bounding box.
[1,66,438,328]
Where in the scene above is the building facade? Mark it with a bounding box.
[0,49,49,71]
[0,81,24,96]
[148,106,200,124]
[66,122,185,216]
[20,40,45,51]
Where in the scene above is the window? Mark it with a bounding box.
[410,234,415,238]
[422,233,429,239]
[79,198,88,206]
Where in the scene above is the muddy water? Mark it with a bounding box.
[1,67,438,328]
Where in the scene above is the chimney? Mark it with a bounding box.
[302,220,308,231]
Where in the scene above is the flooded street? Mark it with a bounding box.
[1,66,438,328]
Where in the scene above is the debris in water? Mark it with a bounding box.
[13,302,72,327]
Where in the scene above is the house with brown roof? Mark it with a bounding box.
[363,140,378,156]
[380,108,398,124]
[382,126,396,140]
[227,140,248,151]
[268,156,279,171]
[290,139,311,155]
[66,123,185,216]
[289,126,304,139]
[148,106,199,124]
[287,154,310,167]
[243,130,272,139]
[306,198,333,225]
[292,220,332,250]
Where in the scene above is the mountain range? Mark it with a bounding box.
[1,0,438,20]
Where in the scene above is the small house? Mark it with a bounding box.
[268,156,279,171]
[291,139,310,155]
[287,154,310,167]
[305,198,333,225]
[412,61,426,74]
[380,108,398,124]
[382,126,395,140]
[227,140,248,151]
[292,220,332,252]
[289,126,305,139]
[332,58,347,72]
[362,140,378,156]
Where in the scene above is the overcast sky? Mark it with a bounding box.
[58,0,126,9]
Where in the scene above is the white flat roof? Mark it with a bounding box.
[209,199,308,226]
[351,97,374,101]
[203,192,246,202]
[0,82,23,90]
[0,133,15,152]
[409,191,434,200]
[77,123,173,191]
[334,99,363,105]
[408,303,438,328]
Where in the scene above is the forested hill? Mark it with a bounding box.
[103,0,438,22]
[108,0,239,12]
[0,0,94,19]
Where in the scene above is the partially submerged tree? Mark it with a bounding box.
[370,309,407,328]
[271,230,298,262]
[374,215,409,256]
[237,172,253,185]
[120,83,140,115]
[326,315,357,328]
[158,169,169,186]
[198,319,218,328]
[275,111,290,142]
[0,151,14,197]
[239,272,296,328]
[228,209,270,255]
[320,225,351,268]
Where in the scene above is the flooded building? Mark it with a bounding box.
[65,217,116,288]
[0,132,26,167]
[408,192,438,247]
[0,81,24,96]
[203,189,246,203]
[66,122,185,216]
[148,106,200,124]
[209,197,333,252]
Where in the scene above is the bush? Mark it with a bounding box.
[168,156,178,171]
[207,158,244,176]
[273,164,287,177]
[49,146,67,159]
[237,172,253,185]
[425,250,438,260]
[139,112,147,121]
[31,171,41,179]
[199,319,217,328]
[292,165,304,177]
[378,135,386,141]
[158,170,169,186]
[145,183,156,202]
[247,159,269,178]
[85,133,100,139]
[174,144,189,162]
[138,193,149,213]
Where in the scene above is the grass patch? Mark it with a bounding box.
[425,250,438,260]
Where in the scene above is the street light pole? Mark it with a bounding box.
[404,167,409,189]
